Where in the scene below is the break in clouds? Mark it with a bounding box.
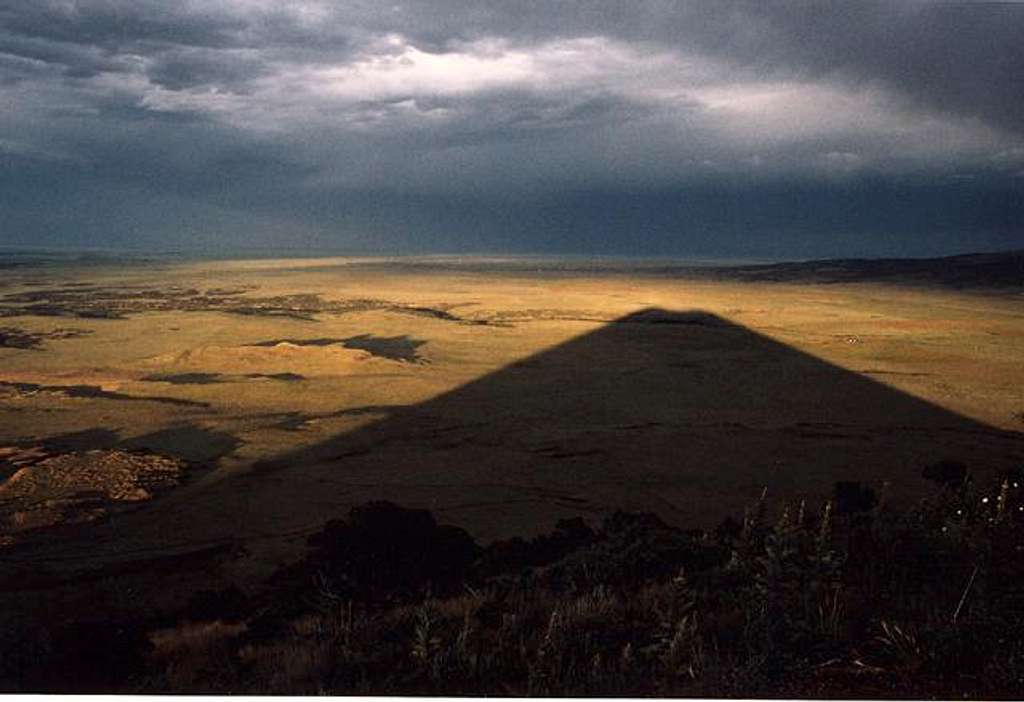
[1,1,1023,257]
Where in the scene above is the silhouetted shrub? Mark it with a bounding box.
[185,587,249,623]
[473,516,596,579]
[833,481,877,515]
[714,515,743,542]
[26,620,152,692]
[922,459,968,488]
[541,511,727,590]
[303,501,480,602]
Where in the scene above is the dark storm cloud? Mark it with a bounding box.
[684,2,1024,135]
[275,1,1024,133]
[144,48,266,92]
[0,1,246,52]
[3,2,1020,127]
[4,1,1022,125]
[1,1,1022,256]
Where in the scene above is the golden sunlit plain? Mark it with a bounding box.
[3,257,1022,561]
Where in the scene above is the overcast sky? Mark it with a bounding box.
[2,1,1023,258]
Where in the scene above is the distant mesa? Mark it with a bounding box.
[706,249,1024,290]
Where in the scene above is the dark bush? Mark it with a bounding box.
[184,587,249,622]
[473,516,596,578]
[303,501,480,602]
[21,620,152,692]
[833,481,878,515]
[922,459,968,488]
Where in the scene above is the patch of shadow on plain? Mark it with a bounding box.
[143,372,305,385]
[395,305,489,325]
[0,326,93,350]
[248,334,427,362]
[5,424,238,470]
[340,334,427,362]
[121,424,242,463]
[227,309,317,322]
[0,380,210,408]
[0,327,45,349]
[38,428,122,452]
[245,373,306,382]
[13,304,127,320]
[1,429,121,482]
[143,373,226,385]
[702,250,1024,291]
[0,429,124,482]
[270,405,399,432]
[271,413,311,431]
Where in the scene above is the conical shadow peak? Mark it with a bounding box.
[241,308,1023,541]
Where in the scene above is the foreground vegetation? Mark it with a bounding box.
[4,464,1024,697]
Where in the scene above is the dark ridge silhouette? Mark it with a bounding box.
[706,249,1024,289]
[332,250,1024,293]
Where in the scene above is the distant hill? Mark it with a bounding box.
[707,250,1024,291]
[2,247,1021,291]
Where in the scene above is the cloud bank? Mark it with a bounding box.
[2,1,1022,257]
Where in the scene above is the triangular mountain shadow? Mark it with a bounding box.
[11,309,1022,577]
[219,308,1024,545]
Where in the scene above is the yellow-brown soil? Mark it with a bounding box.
[1,256,1022,606]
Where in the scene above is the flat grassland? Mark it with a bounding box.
[1,255,1022,605]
